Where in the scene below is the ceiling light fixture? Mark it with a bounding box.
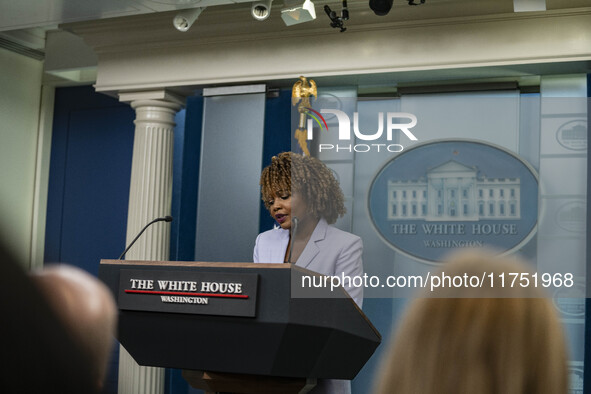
[281,0,317,26]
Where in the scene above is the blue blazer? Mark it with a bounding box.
[253,218,364,307]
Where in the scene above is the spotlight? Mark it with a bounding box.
[369,0,393,16]
[324,0,349,32]
[281,0,317,26]
[173,7,205,32]
[252,0,273,21]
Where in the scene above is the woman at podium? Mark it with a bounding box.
[253,152,363,307]
[253,152,364,394]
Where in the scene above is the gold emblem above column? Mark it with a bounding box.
[292,76,317,156]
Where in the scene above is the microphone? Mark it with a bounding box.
[287,216,299,264]
[118,216,173,260]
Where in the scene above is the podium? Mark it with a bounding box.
[99,260,381,393]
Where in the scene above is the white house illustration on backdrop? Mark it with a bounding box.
[387,160,521,221]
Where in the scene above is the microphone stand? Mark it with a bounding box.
[287,217,299,264]
[118,216,173,260]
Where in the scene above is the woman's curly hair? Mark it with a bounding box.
[260,152,346,224]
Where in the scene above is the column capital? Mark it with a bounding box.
[119,89,185,108]
[129,100,182,126]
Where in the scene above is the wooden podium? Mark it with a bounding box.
[99,260,381,393]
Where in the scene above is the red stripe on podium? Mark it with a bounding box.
[125,289,249,299]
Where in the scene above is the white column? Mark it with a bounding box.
[118,94,183,394]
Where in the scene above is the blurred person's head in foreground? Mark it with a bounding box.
[1,242,105,393]
[374,249,568,394]
[32,264,118,391]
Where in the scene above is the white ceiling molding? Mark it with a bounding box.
[63,5,591,96]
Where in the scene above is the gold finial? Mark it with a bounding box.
[292,76,318,156]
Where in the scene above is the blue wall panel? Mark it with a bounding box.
[45,86,135,393]
[45,86,134,272]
